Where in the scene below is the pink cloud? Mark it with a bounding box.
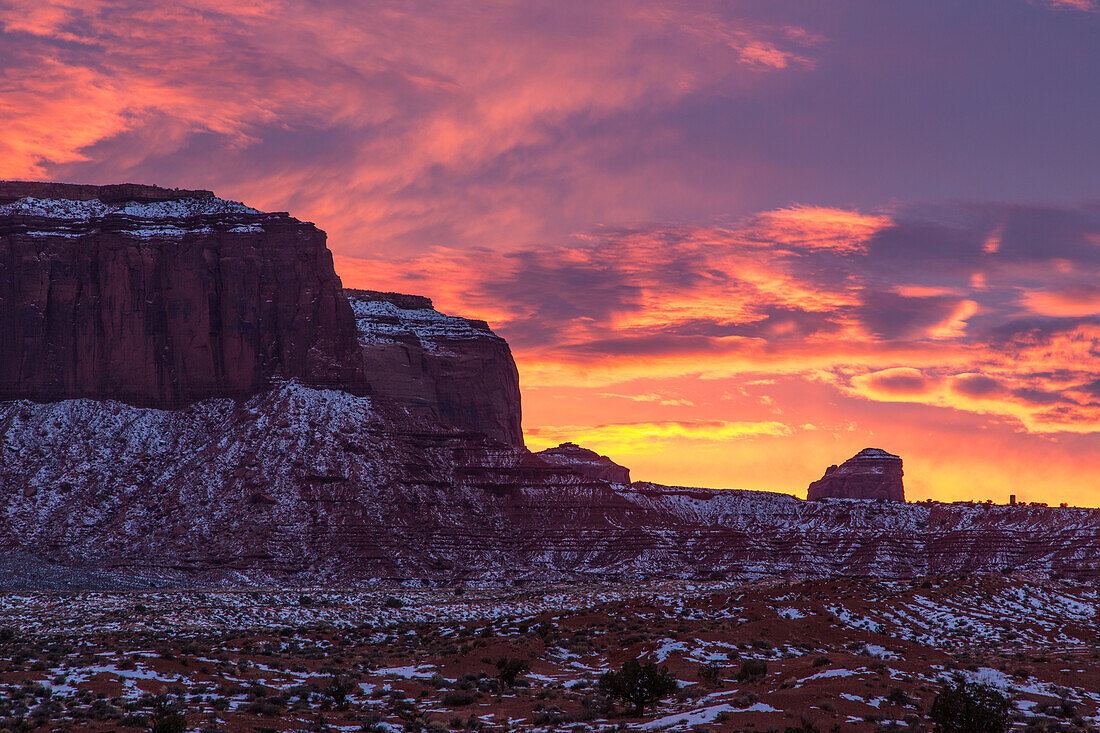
[1023,286,1100,317]
[1035,0,1097,9]
[335,200,1100,436]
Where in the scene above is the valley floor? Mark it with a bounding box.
[0,574,1098,732]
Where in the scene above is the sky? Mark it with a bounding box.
[3,0,1100,504]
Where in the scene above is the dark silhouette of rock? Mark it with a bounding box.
[536,442,630,483]
[0,182,367,407]
[808,448,904,501]
[349,289,523,447]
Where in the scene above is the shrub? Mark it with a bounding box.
[476,678,501,694]
[149,694,187,733]
[930,677,1009,733]
[325,677,355,710]
[495,657,529,687]
[241,701,282,716]
[812,656,831,667]
[886,688,909,706]
[441,692,474,707]
[598,658,678,715]
[119,713,147,727]
[736,659,768,683]
[383,596,403,609]
[698,662,723,687]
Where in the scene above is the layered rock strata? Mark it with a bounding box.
[1,389,1098,588]
[350,290,523,447]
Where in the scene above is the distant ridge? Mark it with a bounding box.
[345,288,434,310]
[0,181,215,204]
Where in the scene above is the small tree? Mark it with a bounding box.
[324,676,355,710]
[930,677,1009,733]
[495,657,529,688]
[599,658,678,715]
[698,662,724,687]
[149,693,186,733]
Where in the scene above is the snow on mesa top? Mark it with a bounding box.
[0,182,273,238]
[349,292,500,347]
[0,195,259,220]
[856,447,900,459]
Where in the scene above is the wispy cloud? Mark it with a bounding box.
[0,0,819,254]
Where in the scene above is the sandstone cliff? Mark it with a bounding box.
[350,289,523,447]
[0,182,366,407]
[808,447,905,501]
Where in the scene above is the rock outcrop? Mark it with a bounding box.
[350,290,523,447]
[808,448,905,501]
[0,182,367,407]
[536,442,631,483]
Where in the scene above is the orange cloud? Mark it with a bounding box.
[526,419,794,455]
[1035,0,1097,9]
[746,206,892,254]
[1023,286,1100,317]
[927,299,978,340]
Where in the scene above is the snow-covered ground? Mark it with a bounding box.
[1,575,1096,732]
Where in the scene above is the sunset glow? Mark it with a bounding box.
[5,0,1100,504]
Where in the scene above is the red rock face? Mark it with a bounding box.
[536,442,631,483]
[350,289,523,446]
[808,447,905,501]
[0,183,367,407]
